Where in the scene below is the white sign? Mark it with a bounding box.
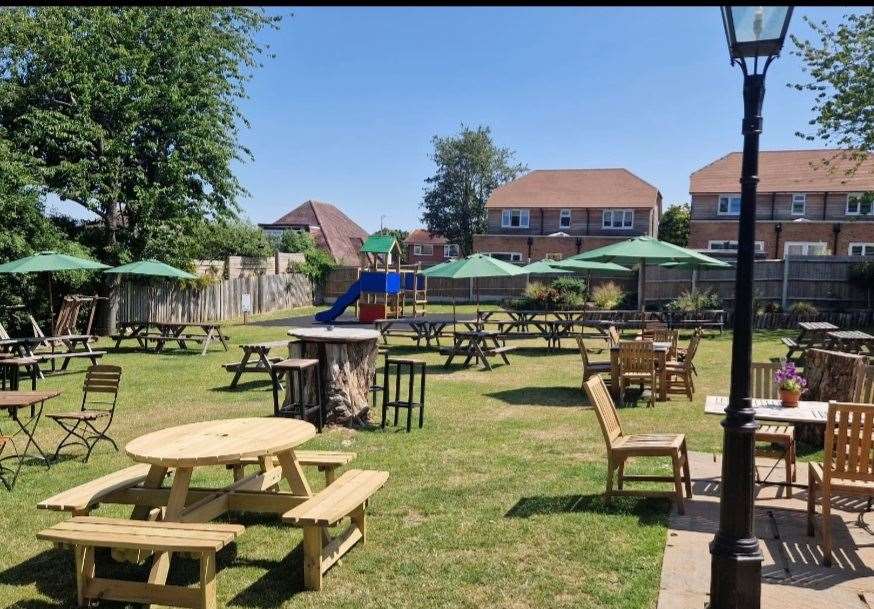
[241,293,252,313]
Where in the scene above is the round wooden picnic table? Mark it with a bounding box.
[287,327,380,425]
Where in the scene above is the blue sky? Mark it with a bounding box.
[51,7,865,233]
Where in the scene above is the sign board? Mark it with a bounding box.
[241,293,252,313]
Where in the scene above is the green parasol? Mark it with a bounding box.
[660,255,732,292]
[422,253,527,317]
[521,260,573,275]
[0,251,109,334]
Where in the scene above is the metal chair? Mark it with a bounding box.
[46,365,122,462]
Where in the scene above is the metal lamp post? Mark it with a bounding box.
[710,7,793,609]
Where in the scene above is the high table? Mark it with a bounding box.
[124,418,316,586]
[0,390,59,489]
[609,341,671,402]
[288,327,380,424]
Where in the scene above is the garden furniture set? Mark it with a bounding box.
[111,320,229,354]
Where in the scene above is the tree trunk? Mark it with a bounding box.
[800,348,866,444]
[101,201,121,336]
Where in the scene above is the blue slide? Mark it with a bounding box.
[315,279,361,322]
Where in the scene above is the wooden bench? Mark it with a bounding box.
[227,450,356,485]
[781,337,802,360]
[282,469,389,591]
[38,516,243,609]
[34,350,106,371]
[38,463,171,515]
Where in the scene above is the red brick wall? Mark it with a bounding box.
[406,243,447,265]
[472,234,632,261]
[689,220,874,258]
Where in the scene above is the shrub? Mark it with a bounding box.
[508,279,585,311]
[591,282,625,310]
[788,301,819,316]
[290,247,336,284]
[551,277,586,298]
[663,289,721,312]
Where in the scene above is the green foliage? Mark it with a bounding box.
[663,289,721,313]
[291,248,336,285]
[273,230,316,254]
[421,125,526,255]
[790,13,874,166]
[372,228,409,263]
[848,260,874,286]
[0,7,279,265]
[757,301,783,315]
[788,301,819,316]
[591,282,625,310]
[509,278,586,311]
[550,277,586,298]
[658,204,690,247]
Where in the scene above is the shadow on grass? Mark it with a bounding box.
[484,386,586,408]
[505,493,669,526]
[228,545,305,607]
[210,378,274,393]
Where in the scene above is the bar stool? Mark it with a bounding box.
[381,357,426,432]
[369,345,390,409]
[271,358,323,432]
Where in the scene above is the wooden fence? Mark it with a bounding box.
[193,252,306,279]
[118,273,313,323]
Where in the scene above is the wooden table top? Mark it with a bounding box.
[704,395,828,425]
[799,321,839,332]
[828,330,874,341]
[153,321,222,328]
[0,390,61,408]
[288,327,380,342]
[125,417,316,467]
[610,341,672,352]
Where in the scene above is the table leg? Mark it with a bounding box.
[275,449,312,497]
[215,326,230,352]
[200,328,213,356]
[147,467,193,590]
[610,349,620,399]
[230,350,251,388]
[658,351,667,402]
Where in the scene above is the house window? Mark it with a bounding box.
[559,209,571,229]
[443,244,459,258]
[846,193,873,216]
[791,193,806,216]
[784,241,828,256]
[602,209,634,229]
[501,209,530,228]
[708,240,764,253]
[413,244,433,256]
[545,252,563,260]
[718,194,742,216]
[488,252,523,263]
[849,243,874,256]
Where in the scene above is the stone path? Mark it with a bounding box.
[658,452,874,608]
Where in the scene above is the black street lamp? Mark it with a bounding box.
[710,7,793,609]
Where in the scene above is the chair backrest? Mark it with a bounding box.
[749,362,780,399]
[584,375,623,449]
[82,365,122,412]
[0,322,8,341]
[822,401,874,486]
[575,335,591,374]
[854,365,874,404]
[684,333,702,364]
[607,325,621,347]
[652,328,678,356]
[618,340,655,375]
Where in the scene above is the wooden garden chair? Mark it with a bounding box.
[750,362,796,495]
[664,333,700,400]
[606,325,621,347]
[652,328,679,359]
[584,375,692,514]
[676,328,703,375]
[617,340,657,407]
[807,401,874,566]
[854,365,874,403]
[575,335,611,390]
[46,365,122,462]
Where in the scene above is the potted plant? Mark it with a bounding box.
[773,362,807,408]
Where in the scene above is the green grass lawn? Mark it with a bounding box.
[0,305,791,609]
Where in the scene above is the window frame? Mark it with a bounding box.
[559,209,572,229]
[791,193,806,216]
[717,194,742,216]
[846,193,873,216]
[848,242,874,256]
[443,244,459,258]
[602,209,634,229]
[500,208,530,229]
[413,243,434,256]
[487,251,523,263]
[707,240,764,253]
[784,241,829,257]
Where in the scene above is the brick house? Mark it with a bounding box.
[473,169,662,262]
[258,200,368,266]
[403,229,459,266]
[688,150,874,259]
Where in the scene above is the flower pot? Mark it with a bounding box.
[780,388,801,408]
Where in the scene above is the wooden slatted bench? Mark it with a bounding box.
[34,350,107,371]
[228,450,356,485]
[282,468,389,591]
[781,337,801,361]
[38,463,171,516]
[38,516,243,609]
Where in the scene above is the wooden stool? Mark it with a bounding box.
[369,345,390,409]
[271,358,323,432]
[381,357,426,432]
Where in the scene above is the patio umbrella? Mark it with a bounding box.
[571,236,715,312]
[549,258,633,302]
[104,259,196,324]
[0,251,109,334]
[521,260,573,275]
[422,253,528,317]
[660,255,732,292]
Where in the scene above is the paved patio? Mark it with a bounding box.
[658,452,874,608]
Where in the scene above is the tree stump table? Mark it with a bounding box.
[287,327,379,426]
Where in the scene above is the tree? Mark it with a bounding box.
[274,229,318,254]
[658,203,690,246]
[373,227,409,263]
[272,230,335,283]
[0,7,279,329]
[790,12,874,171]
[421,125,526,255]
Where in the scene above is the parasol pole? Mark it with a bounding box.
[47,273,55,336]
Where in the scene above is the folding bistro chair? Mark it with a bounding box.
[46,365,122,462]
[0,435,15,490]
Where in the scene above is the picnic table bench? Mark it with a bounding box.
[784,321,839,361]
[223,339,292,388]
[113,321,229,355]
[0,335,105,375]
[440,330,516,370]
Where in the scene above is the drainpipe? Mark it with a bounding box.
[773,223,782,259]
[586,209,590,235]
[540,208,544,235]
[527,236,533,262]
[575,237,582,255]
[770,192,776,220]
[832,223,841,256]
[822,192,828,221]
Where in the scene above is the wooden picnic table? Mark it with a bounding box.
[288,327,379,423]
[113,321,229,355]
[783,321,839,361]
[704,395,828,425]
[609,341,671,402]
[0,334,103,374]
[0,390,59,488]
[121,418,317,590]
[441,330,515,370]
[224,339,292,388]
[826,330,874,356]
[374,318,453,348]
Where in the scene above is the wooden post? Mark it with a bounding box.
[781,256,790,309]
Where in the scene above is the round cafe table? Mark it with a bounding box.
[287,326,380,425]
